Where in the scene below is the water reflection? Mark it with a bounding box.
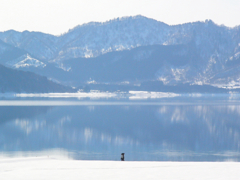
[1,104,240,161]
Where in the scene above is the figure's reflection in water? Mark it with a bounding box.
[1,105,240,161]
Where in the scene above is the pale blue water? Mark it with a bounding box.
[1,95,240,161]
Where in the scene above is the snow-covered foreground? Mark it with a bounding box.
[1,157,240,180]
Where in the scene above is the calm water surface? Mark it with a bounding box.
[1,96,240,161]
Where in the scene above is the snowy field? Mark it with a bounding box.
[1,157,240,180]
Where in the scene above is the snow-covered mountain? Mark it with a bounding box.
[6,54,46,68]
[0,15,240,87]
[1,15,238,62]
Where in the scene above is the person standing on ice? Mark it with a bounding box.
[121,153,125,161]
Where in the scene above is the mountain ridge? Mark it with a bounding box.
[0,15,240,89]
[1,15,237,62]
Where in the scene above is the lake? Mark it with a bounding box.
[1,94,240,161]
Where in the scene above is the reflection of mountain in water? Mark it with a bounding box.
[1,104,240,161]
[156,105,240,151]
[0,106,51,124]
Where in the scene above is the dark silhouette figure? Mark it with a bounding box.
[121,153,125,161]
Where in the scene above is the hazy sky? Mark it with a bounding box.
[1,0,240,35]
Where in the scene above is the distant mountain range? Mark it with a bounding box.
[0,15,240,93]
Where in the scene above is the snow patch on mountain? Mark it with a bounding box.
[234,52,240,59]
[57,63,71,72]
[227,51,240,61]
[212,79,240,89]
[156,65,191,84]
[6,54,46,68]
